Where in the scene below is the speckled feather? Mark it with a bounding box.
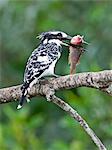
[23,43,61,86]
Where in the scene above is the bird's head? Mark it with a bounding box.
[37,31,72,46]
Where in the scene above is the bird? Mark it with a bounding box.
[17,31,72,109]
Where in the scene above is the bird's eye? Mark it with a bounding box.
[57,33,62,37]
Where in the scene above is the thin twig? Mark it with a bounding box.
[47,93,107,150]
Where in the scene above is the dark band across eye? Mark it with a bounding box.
[57,33,62,37]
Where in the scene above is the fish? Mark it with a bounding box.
[68,35,88,74]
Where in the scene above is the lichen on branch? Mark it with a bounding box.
[0,70,112,104]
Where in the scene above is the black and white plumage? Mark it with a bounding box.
[17,31,72,109]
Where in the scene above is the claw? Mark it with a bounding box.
[52,74,60,78]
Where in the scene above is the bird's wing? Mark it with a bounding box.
[24,43,60,83]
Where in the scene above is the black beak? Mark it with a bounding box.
[61,35,72,41]
[82,40,89,45]
[66,35,72,40]
[60,35,72,47]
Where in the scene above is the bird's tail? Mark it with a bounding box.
[17,94,26,109]
[17,83,29,109]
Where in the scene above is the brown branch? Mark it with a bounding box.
[0,70,112,103]
[46,90,107,150]
[0,70,111,149]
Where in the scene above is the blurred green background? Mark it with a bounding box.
[0,0,112,150]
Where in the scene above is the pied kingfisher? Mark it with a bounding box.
[17,31,72,109]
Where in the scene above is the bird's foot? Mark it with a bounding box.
[52,74,60,78]
[39,78,49,84]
